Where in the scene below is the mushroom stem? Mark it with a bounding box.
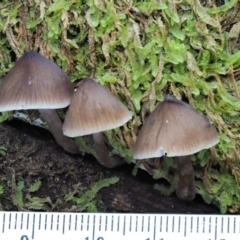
[175,155,196,201]
[93,132,126,168]
[39,109,79,154]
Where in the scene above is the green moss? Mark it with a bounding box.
[0,0,240,213]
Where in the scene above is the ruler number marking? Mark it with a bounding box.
[85,237,104,240]
[146,238,163,240]
[20,235,29,240]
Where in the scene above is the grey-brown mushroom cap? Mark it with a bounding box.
[62,78,132,137]
[0,51,73,111]
[133,96,219,159]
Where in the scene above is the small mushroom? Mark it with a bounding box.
[133,96,219,201]
[62,78,132,168]
[0,51,79,154]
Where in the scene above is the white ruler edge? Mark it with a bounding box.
[0,212,239,240]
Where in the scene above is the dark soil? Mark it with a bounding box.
[0,120,218,213]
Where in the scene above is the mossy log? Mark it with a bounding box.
[0,0,240,213]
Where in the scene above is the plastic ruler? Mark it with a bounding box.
[0,212,239,240]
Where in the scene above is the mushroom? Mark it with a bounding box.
[0,51,79,154]
[133,96,219,201]
[62,78,132,168]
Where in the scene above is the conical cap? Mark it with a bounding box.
[134,96,219,159]
[63,78,132,137]
[0,51,73,111]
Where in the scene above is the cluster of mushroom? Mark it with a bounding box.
[0,51,131,168]
[0,51,219,200]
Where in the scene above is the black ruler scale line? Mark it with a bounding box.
[69,214,71,231]
[111,215,114,232]
[62,214,65,234]
[234,217,236,234]
[2,213,5,233]
[14,212,17,230]
[160,216,162,233]
[99,215,101,232]
[123,216,126,236]
[203,216,205,233]
[57,215,59,231]
[38,213,41,231]
[197,217,199,233]
[148,216,150,232]
[74,214,77,231]
[209,217,211,234]
[178,216,181,233]
[129,216,132,232]
[87,215,89,231]
[215,217,218,240]
[135,216,138,232]
[105,215,108,232]
[221,217,224,233]
[117,216,119,232]
[51,214,53,231]
[8,213,11,230]
[228,217,230,233]
[153,216,156,240]
[81,214,83,231]
[31,213,35,240]
[92,215,95,240]
[172,216,174,233]
[21,213,23,230]
[27,214,29,230]
[184,216,187,237]
[45,214,47,230]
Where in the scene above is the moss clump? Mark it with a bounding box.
[0,0,240,213]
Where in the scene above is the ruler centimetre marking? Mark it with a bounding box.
[0,212,240,240]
